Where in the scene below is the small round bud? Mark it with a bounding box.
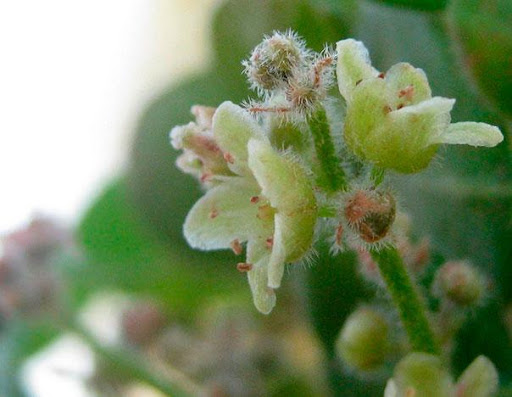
[336,307,390,371]
[243,31,308,92]
[388,353,455,397]
[121,301,166,346]
[344,189,396,243]
[433,261,485,306]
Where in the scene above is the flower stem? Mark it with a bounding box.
[69,322,202,396]
[371,245,439,355]
[308,105,347,192]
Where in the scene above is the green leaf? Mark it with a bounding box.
[305,244,383,396]
[76,178,247,320]
[447,0,512,117]
[370,0,448,11]
[0,320,58,397]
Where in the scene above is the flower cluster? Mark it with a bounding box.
[170,32,503,318]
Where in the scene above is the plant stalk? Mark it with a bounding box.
[371,245,439,355]
[308,105,347,192]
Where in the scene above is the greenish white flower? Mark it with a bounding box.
[384,353,498,397]
[175,101,317,314]
[336,39,504,173]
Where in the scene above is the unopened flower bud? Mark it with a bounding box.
[344,189,396,243]
[433,260,485,306]
[336,307,390,371]
[243,31,308,92]
[385,353,454,397]
[455,356,498,397]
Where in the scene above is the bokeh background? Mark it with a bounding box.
[1,0,511,396]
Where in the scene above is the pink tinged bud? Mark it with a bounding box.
[344,190,396,243]
[434,261,485,306]
[265,237,274,249]
[230,239,243,255]
[250,196,260,204]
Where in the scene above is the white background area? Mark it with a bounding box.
[0,0,217,234]
[0,2,218,396]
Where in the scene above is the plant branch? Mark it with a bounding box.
[371,245,439,355]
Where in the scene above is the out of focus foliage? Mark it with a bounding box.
[2,0,511,396]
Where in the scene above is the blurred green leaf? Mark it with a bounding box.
[370,0,448,11]
[0,320,58,397]
[447,0,512,117]
[306,243,382,396]
[75,178,247,320]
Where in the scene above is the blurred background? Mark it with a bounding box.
[1,0,511,396]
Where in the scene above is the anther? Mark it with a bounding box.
[230,239,243,255]
[236,262,253,272]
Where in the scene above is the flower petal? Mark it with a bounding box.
[385,62,431,106]
[456,356,498,397]
[344,78,390,160]
[336,39,379,101]
[430,122,503,147]
[183,177,271,250]
[248,139,317,288]
[246,238,276,314]
[213,101,265,176]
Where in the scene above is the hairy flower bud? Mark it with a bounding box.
[243,31,308,92]
[433,260,485,306]
[336,307,391,371]
[344,189,396,243]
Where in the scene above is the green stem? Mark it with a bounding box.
[69,322,200,396]
[308,105,347,192]
[371,246,439,355]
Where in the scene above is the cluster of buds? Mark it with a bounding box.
[0,216,69,324]
[243,30,335,117]
[384,353,498,397]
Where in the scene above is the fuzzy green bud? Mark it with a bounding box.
[385,353,455,397]
[336,307,390,371]
[456,356,498,397]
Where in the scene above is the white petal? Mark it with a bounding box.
[431,122,503,147]
[213,101,265,176]
[183,177,270,250]
[336,39,379,101]
[388,97,455,148]
[384,379,398,397]
[246,238,276,314]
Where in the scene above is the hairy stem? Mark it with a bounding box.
[308,105,347,192]
[371,245,439,355]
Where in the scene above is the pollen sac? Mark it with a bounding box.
[243,31,308,92]
[433,260,485,307]
[344,189,396,243]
